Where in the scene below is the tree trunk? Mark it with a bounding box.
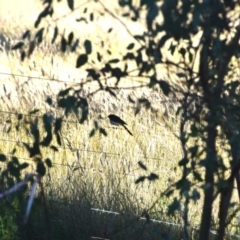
[217,177,234,240]
[234,172,240,201]
[199,124,217,240]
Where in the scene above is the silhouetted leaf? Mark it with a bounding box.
[30,142,41,158]
[73,167,80,172]
[175,177,183,189]
[0,154,7,162]
[46,96,52,105]
[7,126,11,133]
[135,176,146,184]
[86,69,100,80]
[12,157,19,165]
[22,30,31,40]
[76,54,88,68]
[177,73,186,78]
[123,63,128,73]
[52,26,58,44]
[122,13,130,17]
[37,161,46,176]
[23,142,31,154]
[106,87,117,97]
[168,198,180,215]
[179,47,186,58]
[58,98,66,108]
[50,145,58,152]
[84,40,92,54]
[134,107,140,116]
[8,162,19,178]
[41,134,52,146]
[101,63,112,74]
[41,114,53,146]
[127,43,135,50]
[7,177,14,188]
[71,39,79,52]
[58,87,72,97]
[56,132,62,146]
[119,0,128,7]
[139,98,151,109]
[138,161,147,171]
[148,173,159,181]
[158,34,170,49]
[21,51,26,61]
[54,118,62,132]
[139,61,153,75]
[191,189,200,202]
[128,95,135,103]
[149,76,157,88]
[190,124,199,137]
[35,28,44,44]
[68,32,74,45]
[134,35,145,42]
[45,158,52,168]
[188,52,193,63]
[76,17,87,23]
[90,12,94,21]
[67,0,74,11]
[189,146,198,158]
[79,97,89,124]
[15,123,20,131]
[178,158,189,166]
[20,162,29,169]
[61,37,67,52]
[49,6,54,16]
[29,109,40,114]
[165,189,174,197]
[99,128,107,136]
[111,67,126,82]
[94,120,98,129]
[11,148,16,155]
[97,52,102,62]
[136,51,142,66]
[28,119,41,157]
[181,179,191,195]
[89,129,95,137]
[193,171,203,181]
[18,114,23,121]
[168,41,176,55]
[109,59,120,64]
[159,80,170,96]
[34,5,52,28]
[28,41,36,57]
[123,52,135,60]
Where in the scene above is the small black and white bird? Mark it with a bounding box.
[108,114,133,136]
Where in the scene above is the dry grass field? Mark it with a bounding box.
[0,0,239,239]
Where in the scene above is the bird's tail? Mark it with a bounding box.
[123,125,133,136]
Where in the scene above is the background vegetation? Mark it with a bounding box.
[0,0,239,239]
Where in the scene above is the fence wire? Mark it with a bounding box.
[0,71,239,238]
